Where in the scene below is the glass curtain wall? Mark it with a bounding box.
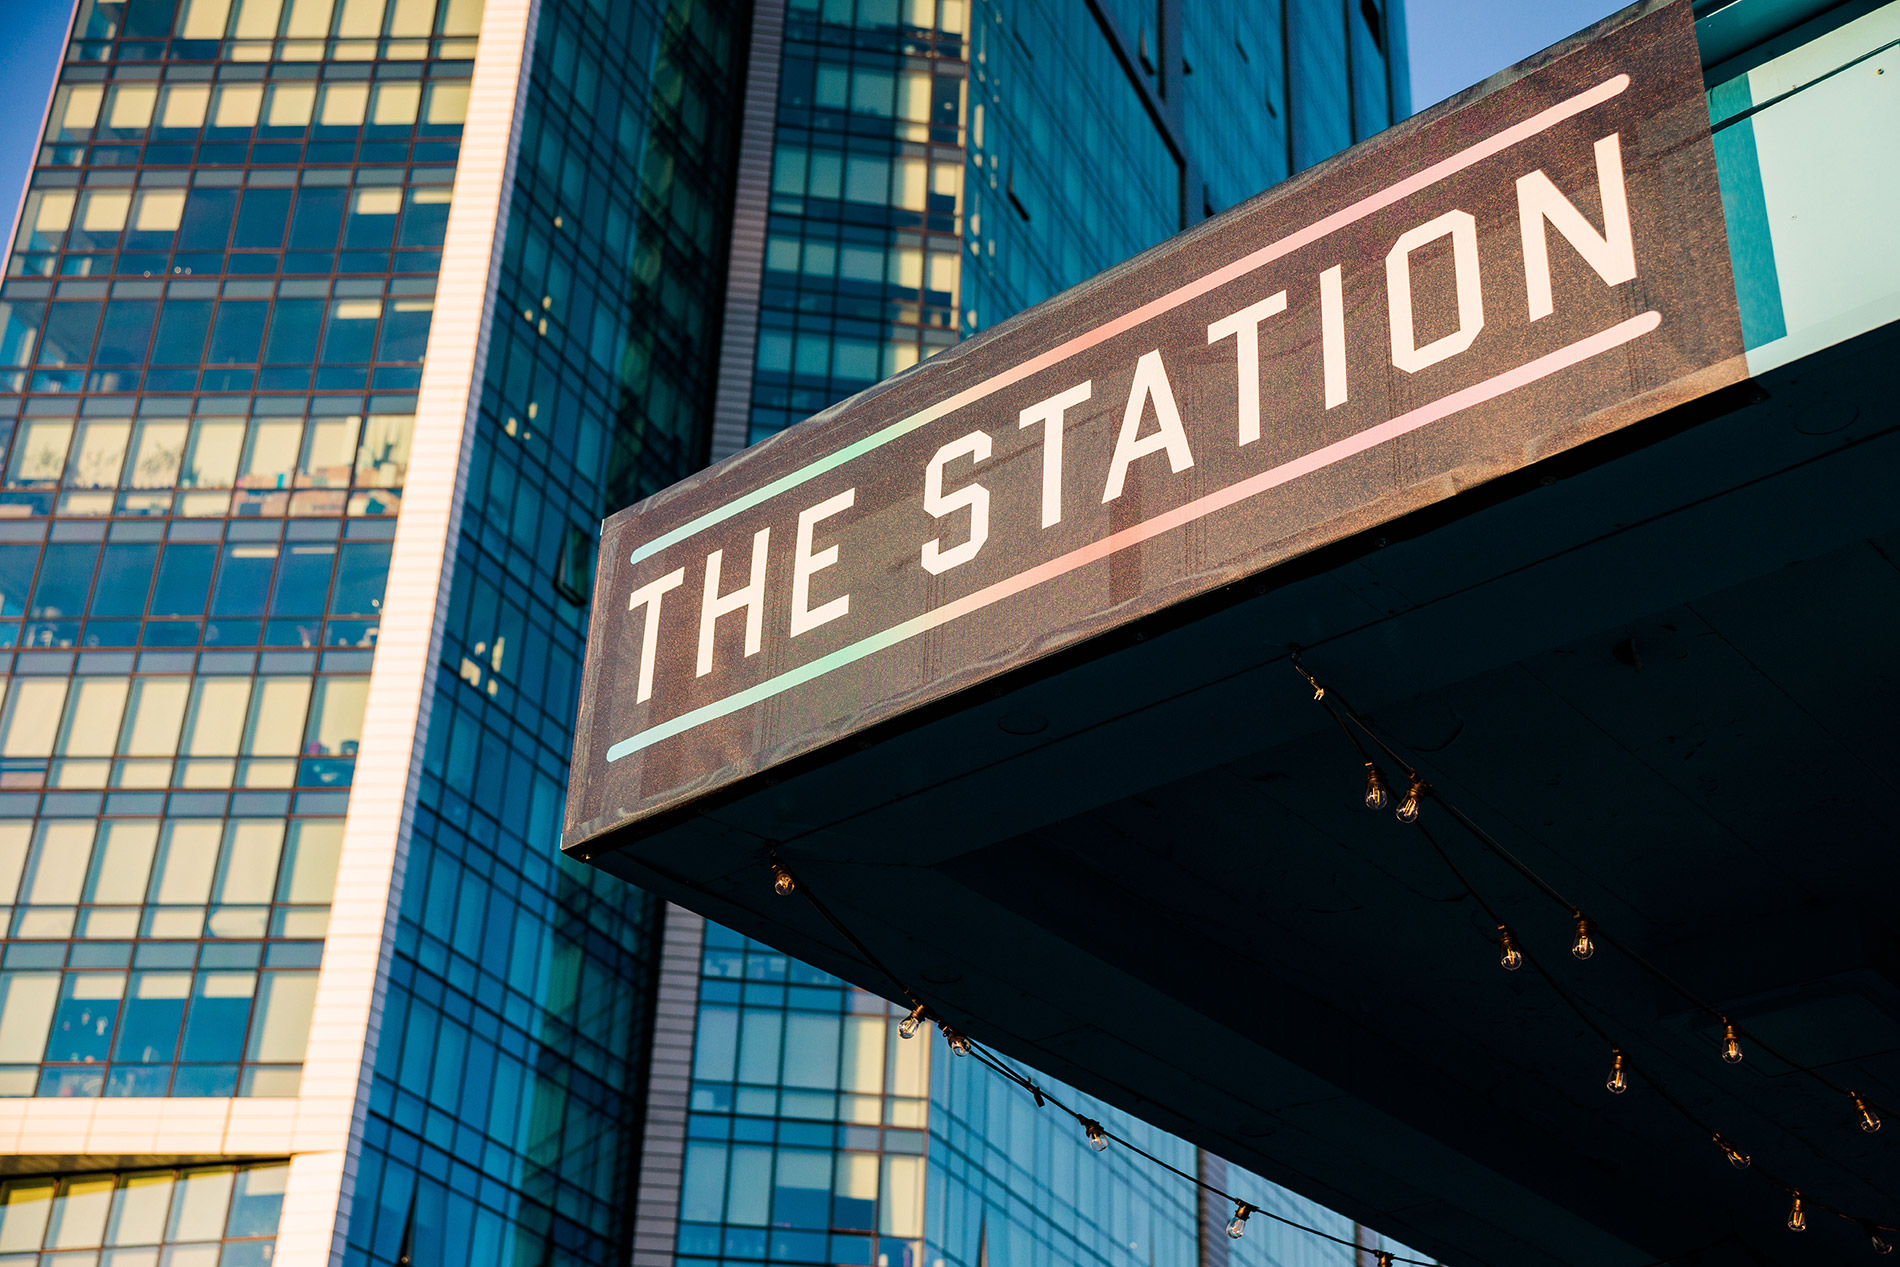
[677,925,1411,1267]
[749,0,969,446]
[340,0,747,1264]
[0,0,474,1102]
[0,1160,288,1264]
[749,0,1406,447]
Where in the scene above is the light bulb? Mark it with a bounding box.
[1788,1194,1806,1233]
[1722,1023,1742,1065]
[1854,1091,1882,1133]
[899,1004,927,1040]
[1571,914,1595,961]
[1394,775,1424,824]
[1865,1222,1894,1255]
[1082,1119,1109,1152]
[1226,1203,1251,1239]
[1362,763,1390,811]
[1497,925,1523,971]
[943,1028,972,1057]
[1606,1048,1627,1094]
[1376,1255,1393,1267]
[1714,1135,1750,1170]
[770,863,796,897]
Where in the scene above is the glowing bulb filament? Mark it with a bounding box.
[1497,925,1523,972]
[1788,1194,1806,1232]
[1226,1203,1252,1239]
[1082,1118,1109,1153]
[1714,1134,1750,1170]
[1606,1048,1627,1094]
[770,863,796,897]
[1864,1222,1893,1255]
[1394,775,1424,824]
[899,1004,927,1040]
[1721,1023,1742,1065]
[1853,1091,1882,1133]
[1363,762,1390,812]
[943,1028,972,1057]
[1571,914,1595,961]
[1375,1255,1393,1267]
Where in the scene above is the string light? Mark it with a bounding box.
[1362,762,1391,811]
[1570,913,1595,960]
[769,667,1900,1262]
[1722,1023,1743,1065]
[1496,924,1523,971]
[899,1003,928,1040]
[1394,775,1424,824]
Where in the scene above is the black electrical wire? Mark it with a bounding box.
[1295,656,1900,1241]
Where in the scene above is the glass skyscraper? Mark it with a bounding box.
[0,0,1404,1263]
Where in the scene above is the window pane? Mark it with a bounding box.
[178,0,235,38]
[239,420,302,487]
[29,543,95,618]
[158,84,210,130]
[395,188,450,247]
[2,680,71,757]
[0,977,60,1066]
[233,0,285,37]
[216,820,283,904]
[278,819,341,902]
[329,542,388,614]
[93,302,158,366]
[64,421,131,489]
[244,678,311,756]
[0,1182,53,1250]
[24,822,97,905]
[125,423,187,489]
[151,821,221,904]
[91,543,158,617]
[270,543,335,616]
[0,824,31,905]
[86,821,159,904]
[165,1168,234,1242]
[225,1163,287,1237]
[58,678,130,758]
[209,544,276,617]
[231,189,291,250]
[245,971,315,1062]
[263,298,325,365]
[181,419,245,487]
[113,973,189,1065]
[287,188,346,249]
[304,676,368,755]
[180,974,253,1063]
[297,416,359,485]
[335,0,383,37]
[206,300,268,364]
[0,548,34,615]
[183,677,253,755]
[46,974,124,1064]
[105,1172,174,1246]
[150,299,213,364]
[120,679,190,756]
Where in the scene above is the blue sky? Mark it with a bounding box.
[0,0,1626,248]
